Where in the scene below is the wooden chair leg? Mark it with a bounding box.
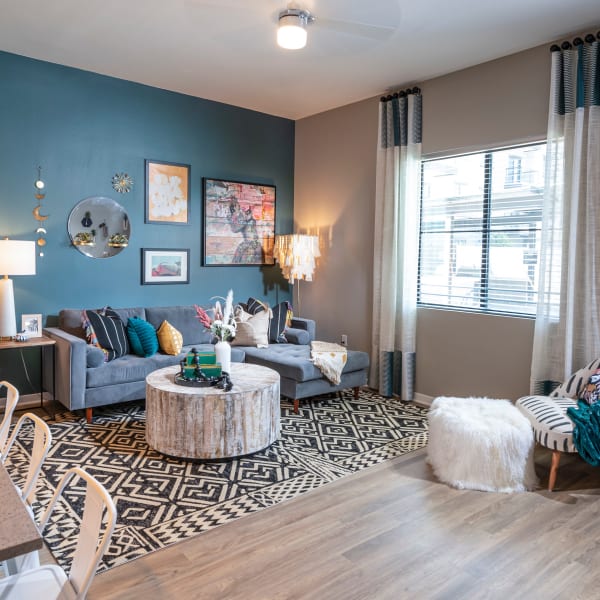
[353,387,360,399]
[85,407,93,424]
[548,449,561,492]
[293,399,299,414]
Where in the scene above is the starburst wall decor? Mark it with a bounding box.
[111,172,133,194]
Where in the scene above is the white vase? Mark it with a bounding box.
[214,340,231,374]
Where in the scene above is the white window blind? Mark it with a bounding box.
[418,142,546,316]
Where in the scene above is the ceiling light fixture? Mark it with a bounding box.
[277,9,314,50]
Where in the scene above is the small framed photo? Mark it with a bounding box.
[145,159,191,225]
[203,177,276,266]
[21,313,42,336]
[141,248,190,285]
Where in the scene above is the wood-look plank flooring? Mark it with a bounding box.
[69,445,600,600]
[25,399,600,600]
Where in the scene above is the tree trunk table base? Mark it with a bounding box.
[146,363,280,459]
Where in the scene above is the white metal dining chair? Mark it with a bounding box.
[0,466,117,599]
[1,412,52,574]
[0,380,20,456]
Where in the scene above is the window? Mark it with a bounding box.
[417,143,546,316]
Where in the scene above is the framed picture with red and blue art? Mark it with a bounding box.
[202,178,276,266]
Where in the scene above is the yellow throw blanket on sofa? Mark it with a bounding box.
[310,341,347,385]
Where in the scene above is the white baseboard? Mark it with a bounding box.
[414,392,433,407]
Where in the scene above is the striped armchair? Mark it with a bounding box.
[516,358,600,491]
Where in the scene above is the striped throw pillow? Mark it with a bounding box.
[84,308,129,362]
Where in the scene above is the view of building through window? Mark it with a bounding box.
[418,143,546,315]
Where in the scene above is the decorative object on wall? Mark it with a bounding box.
[68,196,130,259]
[111,172,133,194]
[141,248,190,285]
[33,166,48,256]
[0,239,36,339]
[203,178,276,266]
[145,160,190,225]
[21,313,42,337]
[273,233,320,316]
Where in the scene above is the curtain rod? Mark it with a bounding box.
[380,87,421,102]
[550,31,600,51]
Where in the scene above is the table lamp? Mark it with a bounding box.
[0,239,36,339]
[273,234,320,315]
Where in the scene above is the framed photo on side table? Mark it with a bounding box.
[21,314,42,337]
[145,159,191,224]
[203,177,276,266]
[141,248,190,285]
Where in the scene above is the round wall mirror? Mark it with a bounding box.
[68,196,131,259]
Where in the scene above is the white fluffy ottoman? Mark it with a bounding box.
[427,396,538,493]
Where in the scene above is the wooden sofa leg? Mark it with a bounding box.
[85,407,93,424]
[548,449,561,492]
[353,387,360,399]
[293,399,299,414]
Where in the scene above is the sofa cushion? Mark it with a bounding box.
[232,309,270,347]
[86,345,106,368]
[157,320,183,355]
[145,306,212,346]
[242,344,369,383]
[127,317,159,357]
[246,297,267,314]
[284,327,310,345]
[269,301,291,343]
[84,308,129,362]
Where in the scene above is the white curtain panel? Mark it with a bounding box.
[371,91,422,398]
[531,39,600,393]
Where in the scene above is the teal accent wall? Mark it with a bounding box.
[0,50,294,395]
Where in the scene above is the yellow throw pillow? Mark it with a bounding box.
[231,309,270,347]
[157,320,183,355]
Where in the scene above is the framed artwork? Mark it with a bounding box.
[21,313,42,336]
[141,248,190,285]
[145,159,191,224]
[203,178,276,266]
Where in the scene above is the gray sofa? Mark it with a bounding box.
[44,304,370,421]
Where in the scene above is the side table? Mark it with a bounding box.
[0,335,56,412]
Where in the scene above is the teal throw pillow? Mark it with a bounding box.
[127,317,159,357]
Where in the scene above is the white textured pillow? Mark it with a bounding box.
[231,309,271,347]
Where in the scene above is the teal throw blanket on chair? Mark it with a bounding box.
[567,400,600,466]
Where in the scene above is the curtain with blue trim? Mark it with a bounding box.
[531,34,600,393]
[371,89,422,398]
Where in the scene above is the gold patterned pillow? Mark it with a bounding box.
[157,320,183,355]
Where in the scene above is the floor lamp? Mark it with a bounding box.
[0,239,36,339]
[273,234,320,316]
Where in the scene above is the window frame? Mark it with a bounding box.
[417,141,546,318]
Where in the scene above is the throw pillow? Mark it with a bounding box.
[580,368,600,405]
[85,345,106,368]
[551,358,600,398]
[157,320,183,355]
[83,307,129,362]
[246,297,267,315]
[127,317,159,358]
[231,308,270,347]
[269,301,292,343]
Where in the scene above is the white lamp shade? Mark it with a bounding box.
[277,16,308,49]
[273,234,320,283]
[0,240,36,275]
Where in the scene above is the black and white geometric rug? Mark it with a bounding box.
[9,389,428,572]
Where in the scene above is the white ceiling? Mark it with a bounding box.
[1,0,598,120]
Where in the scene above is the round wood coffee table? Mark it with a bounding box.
[145,362,280,459]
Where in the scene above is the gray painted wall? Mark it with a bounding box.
[295,43,551,401]
[0,51,294,394]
